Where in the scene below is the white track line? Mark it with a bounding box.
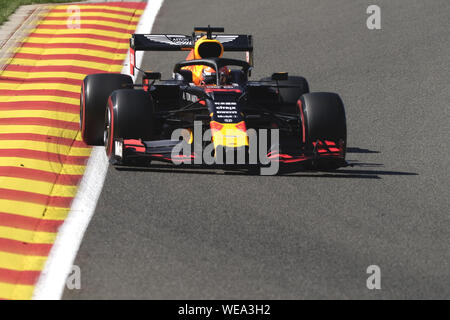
[32,0,164,300]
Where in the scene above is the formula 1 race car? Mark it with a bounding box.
[80,26,347,173]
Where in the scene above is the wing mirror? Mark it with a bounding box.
[143,71,161,80]
[178,70,193,83]
[271,72,288,81]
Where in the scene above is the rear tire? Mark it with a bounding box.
[105,89,155,164]
[261,76,310,104]
[80,73,132,145]
[299,92,346,169]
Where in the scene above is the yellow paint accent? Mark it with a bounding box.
[39,18,136,30]
[0,177,78,198]
[8,58,123,73]
[0,140,90,157]
[31,27,133,40]
[17,47,126,61]
[46,11,141,22]
[0,2,143,299]
[211,121,249,148]
[0,251,47,271]
[0,125,78,139]
[0,127,83,145]
[0,282,35,300]
[0,226,56,245]
[187,129,193,144]
[53,4,144,15]
[0,158,86,175]
[24,36,130,49]
[0,158,86,176]
[0,110,80,122]
[0,70,86,81]
[0,94,78,105]
[194,37,224,59]
[0,200,70,219]
[0,82,80,94]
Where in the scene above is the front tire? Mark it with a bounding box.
[298,92,347,169]
[80,73,132,145]
[105,89,155,165]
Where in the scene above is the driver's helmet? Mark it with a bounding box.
[201,66,230,85]
[182,36,231,85]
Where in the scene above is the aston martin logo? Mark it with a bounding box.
[212,35,239,44]
[144,34,240,46]
[196,35,239,44]
[144,35,193,46]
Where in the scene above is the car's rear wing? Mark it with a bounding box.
[129,33,253,76]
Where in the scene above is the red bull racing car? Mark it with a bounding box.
[80,26,347,172]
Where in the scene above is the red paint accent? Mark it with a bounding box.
[267,154,310,163]
[124,139,145,153]
[0,101,78,113]
[0,166,82,186]
[0,149,88,165]
[123,139,143,145]
[143,78,149,91]
[235,121,247,132]
[297,99,306,144]
[209,122,224,132]
[4,64,106,75]
[0,133,87,148]
[0,212,63,233]
[43,16,138,26]
[27,32,129,44]
[0,268,41,286]
[0,238,52,256]
[0,188,73,208]
[50,6,145,14]
[36,24,133,35]
[267,152,293,159]
[0,89,78,99]
[130,48,135,76]
[282,157,309,163]
[52,2,146,8]
[1,78,81,86]
[13,53,124,66]
[106,97,114,157]
[312,140,344,157]
[21,42,128,55]
[0,117,79,131]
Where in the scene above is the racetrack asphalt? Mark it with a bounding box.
[64,0,449,299]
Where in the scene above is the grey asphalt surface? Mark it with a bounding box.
[64,0,449,299]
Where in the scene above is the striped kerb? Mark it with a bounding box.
[0,1,146,299]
